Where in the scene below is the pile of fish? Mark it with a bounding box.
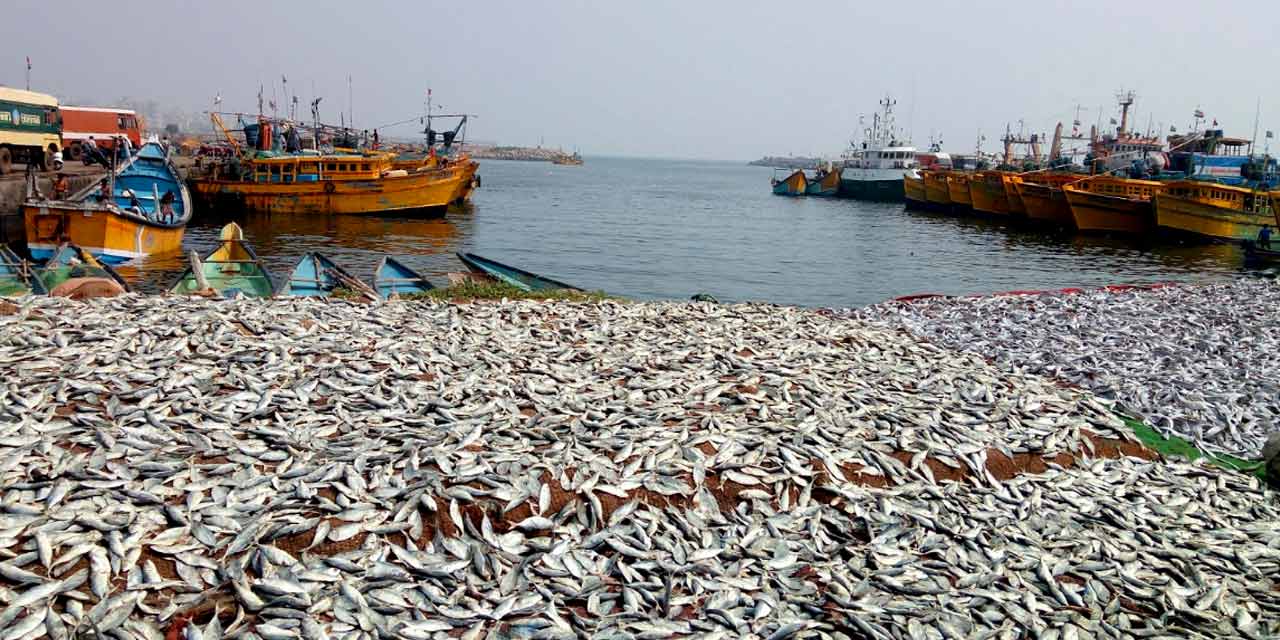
[0,295,1276,639]
[854,280,1280,460]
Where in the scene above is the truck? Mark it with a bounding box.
[0,87,62,174]
[59,106,142,161]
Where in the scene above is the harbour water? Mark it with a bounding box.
[116,157,1252,307]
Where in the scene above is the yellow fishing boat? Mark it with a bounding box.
[946,172,974,209]
[1002,174,1027,216]
[969,171,1012,215]
[1062,176,1163,235]
[23,139,190,264]
[1012,173,1082,227]
[1153,181,1275,242]
[393,152,480,204]
[922,170,953,208]
[192,151,464,217]
[903,170,927,207]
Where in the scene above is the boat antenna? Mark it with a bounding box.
[1249,96,1261,156]
[348,75,353,130]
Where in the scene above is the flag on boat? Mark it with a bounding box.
[1109,118,1117,125]
[1194,109,1205,118]
[26,56,31,70]
[1268,131,1275,139]
[1212,119,1218,126]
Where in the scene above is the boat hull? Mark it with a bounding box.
[771,169,807,196]
[457,252,579,292]
[903,174,926,207]
[1015,181,1074,227]
[1154,193,1272,242]
[838,178,905,201]
[922,173,952,207]
[946,174,973,209]
[1003,176,1026,216]
[805,170,840,196]
[969,174,1012,215]
[1063,188,1153,235]
[191,168,464,217]
[23,202,186,264]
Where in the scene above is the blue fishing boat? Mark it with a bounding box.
[771,169,807,196]
[37,243,130,296]
[282,252,372,297]
[24,138,192,264]
[456,253,580,292]
[373,257,434,299]
[0,246,44,296]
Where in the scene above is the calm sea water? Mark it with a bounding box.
[115,157,1253,307]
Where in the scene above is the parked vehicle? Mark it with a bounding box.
[0,87,62,174]
[59,106,142,161]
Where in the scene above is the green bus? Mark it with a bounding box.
[0,87,62,174]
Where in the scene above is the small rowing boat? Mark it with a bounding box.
[1242,239,1280,267]
[283,252,376,299]
[169,222,275,298]
[36,243,130,298]
[0,246,45,296]
[456,252,580,292]
[374,257,434,299]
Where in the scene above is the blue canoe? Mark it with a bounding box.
[282,252,371,297]
[374,257,434,299]
[456,252,580,292]
[0,246,44,296]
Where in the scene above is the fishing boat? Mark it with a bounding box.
[1003,174,1028,216]
[456,253,580,292]
[1012,173,1084,227]
[169,223,275,298]
[374,256,434,299]
[838,96,917,201]
[805,165,841,196]
[1153,181,1275,242]
[23,139,191,264]
[921,171,953,209]
[969,171,1014,216]
[0,246,45,296]
[282,252,375,298]
[1062,176,1164,235]
[1242,240,1280,268]
[945,172,974,210]
[771,169,807,196]
[902,170,927,207]
[552,151,584,166]
[190,114,466,217]
[36,243,129,297]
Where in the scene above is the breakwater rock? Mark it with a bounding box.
[0,295,1276,638]
[468,145,569,162]
[748,156,829,169]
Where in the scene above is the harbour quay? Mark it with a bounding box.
[0,280,1276,638]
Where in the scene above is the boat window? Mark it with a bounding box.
[361,163,370,171]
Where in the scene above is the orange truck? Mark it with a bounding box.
[59,106,143,160]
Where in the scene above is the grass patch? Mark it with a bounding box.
[405,280,614,302]
[1119,414,1266,480]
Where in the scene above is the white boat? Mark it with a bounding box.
[839,95,918,201]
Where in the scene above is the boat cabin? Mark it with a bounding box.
[243,153,392,183]
[1080,177,1162,200]
[1165,182,1273,214]
[846,146,918,170]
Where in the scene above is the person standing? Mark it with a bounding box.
[1259,224,1273,251]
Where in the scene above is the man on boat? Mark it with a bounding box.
[159,191,176,224]
[1259,225,1273,251]
[96,179,111,202]
[51,173,70,200]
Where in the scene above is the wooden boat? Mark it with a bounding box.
[169,223,275,298]
[1154,181,1276,242]
[771,169,807,196]
[374,256,434,299]
[23,139,191,264]
[456,252,580,292]
[394,152,481,204]
[1062,177,1163,235]
[805,167,841,196]
[1002,174,1027,216]
[945,172,974,209]
[36,243,130,297]
[0,246,45,296]
[902,170,927,207]
[1242,240,1280,267]
[1012,173,1083,227]
[969,171,1013,215]
[922,170,953,208]
[283,252,375,298]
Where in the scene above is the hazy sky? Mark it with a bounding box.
[3,0,1277,160]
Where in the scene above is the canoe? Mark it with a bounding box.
[771,170,807,196]
[1242,240,1280,267]
[282,252,374,298]
[0,246,45,296]
[456,252,580,292]
[24,138,192,264]
[169,222,275,298]
[374,257,434,299]
[36,243,130,297]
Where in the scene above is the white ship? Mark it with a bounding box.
[839,96,918,201]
